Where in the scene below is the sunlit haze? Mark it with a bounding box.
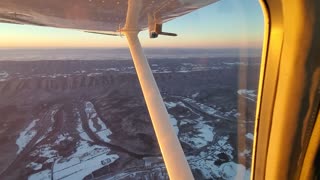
[0,0,263,49]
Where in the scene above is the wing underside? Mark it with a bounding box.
[0,0,219,33]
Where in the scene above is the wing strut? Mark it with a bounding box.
[122,0,194,179]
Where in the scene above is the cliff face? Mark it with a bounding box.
[0,58,260,104]
[0,73,138,101]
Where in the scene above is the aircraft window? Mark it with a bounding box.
[0,0,263,179]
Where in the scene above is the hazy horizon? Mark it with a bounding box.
[0,48,262,61]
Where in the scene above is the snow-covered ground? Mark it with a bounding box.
[52,140,118,180]
[237,89,257,102]
[245,133,254,140]
[165,100,200,117]
[35,73,71,79]
[183,97,219,116]
[36,109,59,144]
[219,162,250,180]
[164,98,253,179]
[29,102,119,180]
[26,162,42,171]
[85,101,112,143]
[29,134,118,179]
[87,72,103,77]
[54,133,73,145]
[152,69,172,73]
[29,104,119,180]
[75,109,93,142]
[53,153,118,179]
[186,135,248,179]
[165,100,215,149]
[0,71,9,81]
[192,92,199,98]
[95,68,120,72]
[164,102,178,109]
[180,120,214,149]
[16,119,39,154]
[31,144,59,160]
[168,114,179,135]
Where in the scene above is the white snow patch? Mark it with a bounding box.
[87,72,102,77]
[187,156,220,179]
[237,89,257,102]
[180,122,214,149]
[79,131,93,142]
[52,140,118,180]
[85,102,112,143]
[96,68,119,72]
[152,69,172,73]
[54,133,73,145]
[26,162,43,171]
[186,135,238,179]
[180,120,189,126]
[183,97,218,116]
[72,141,110,159]
[219,162,250,180]
[16,119,39,154]
[192,92,199,98]
[85,102,95,117]
[97,129,112,143]
[169,115,179,135]
[96,118,112,143]
[91,112,97,119]
[53,154,118,180]
[75,110,93,142]
[181,97,228,119]
[177,66,191,73]
[0,71,9,78]
[106,68,119,71]
[0,71,9,81]
[245,133,254,140]
[31,144,59,160]
[89,119,97,132]
[164,102,177,109]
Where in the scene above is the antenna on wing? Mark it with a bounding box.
[148,14,177,38]
[150,24,177,38]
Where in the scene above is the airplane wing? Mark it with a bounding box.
[0,0,219,34]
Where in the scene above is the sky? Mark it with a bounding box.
[0,0,264,49]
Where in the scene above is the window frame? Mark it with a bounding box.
[252,0,320,179]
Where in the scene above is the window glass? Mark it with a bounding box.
[0,0,263,179]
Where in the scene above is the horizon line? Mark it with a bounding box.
[0,47,262,50]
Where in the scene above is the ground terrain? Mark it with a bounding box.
[0,57,260,179]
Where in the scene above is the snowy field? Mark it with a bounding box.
[52,141,118,180]
[16,119,39,154]
[164,97,252,180]
[29,140,118,180]
[0,71,9,81]
[85,101,112,143]
[27,105,118,180]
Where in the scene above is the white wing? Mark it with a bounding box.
[0,0,219,33]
